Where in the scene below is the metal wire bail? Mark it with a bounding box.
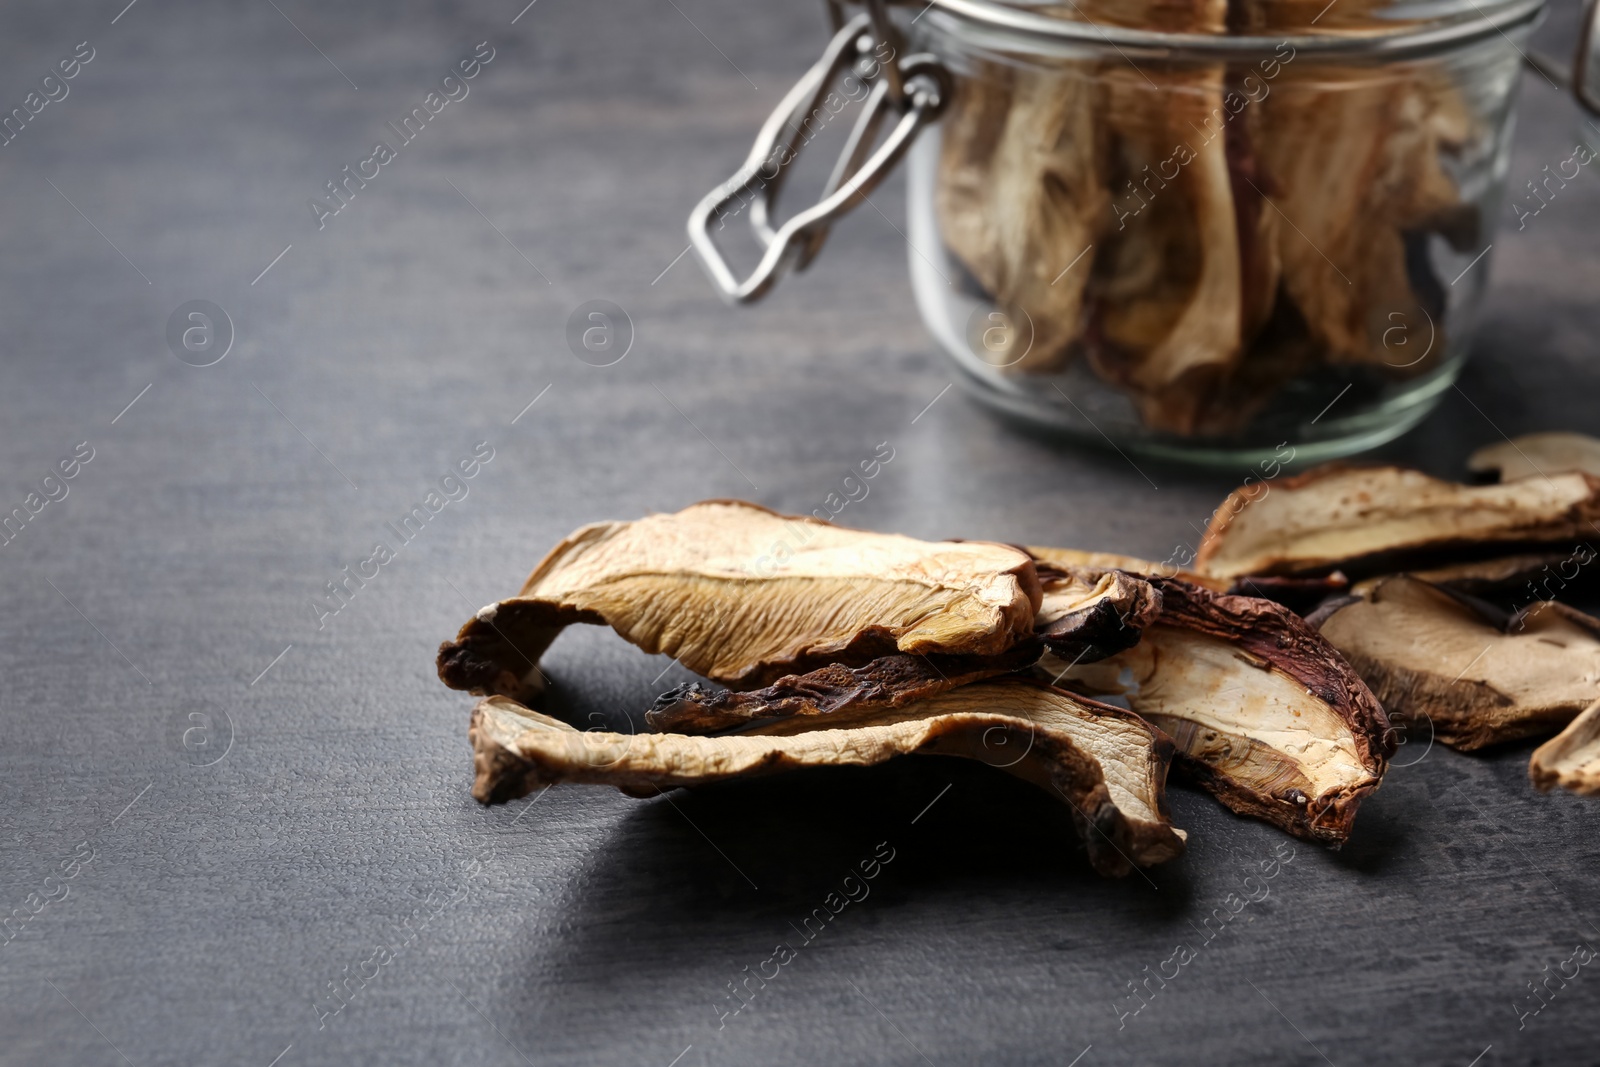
[687,13,950,304]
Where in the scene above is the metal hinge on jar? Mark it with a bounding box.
[686,4,951,304]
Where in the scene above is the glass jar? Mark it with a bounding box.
[690,0,1586,464]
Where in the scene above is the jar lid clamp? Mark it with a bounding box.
[687,12,949,303]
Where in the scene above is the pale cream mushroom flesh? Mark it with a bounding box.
[1315,576,1600,750]
[1530,699,1600,796]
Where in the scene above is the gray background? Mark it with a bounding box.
[2,1,1598,1065]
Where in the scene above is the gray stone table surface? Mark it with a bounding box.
[2,1,1599,1065]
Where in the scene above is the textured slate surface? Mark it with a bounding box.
[2,1,1599,1065]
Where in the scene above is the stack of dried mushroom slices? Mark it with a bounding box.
[934,2,1477,434]
[438,501,1187,876]
[1192,431,1600,794]
[435,500,1398,876]
[1039,574,1393,845]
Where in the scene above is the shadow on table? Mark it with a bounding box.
[483,754,1205,1036]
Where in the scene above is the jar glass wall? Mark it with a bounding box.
[902,13,1530,464]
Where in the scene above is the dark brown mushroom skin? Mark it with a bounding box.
[646,640,1046,733]
[436,599,596,703]
[1224,571,1350,615]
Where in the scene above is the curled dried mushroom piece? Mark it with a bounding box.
[1034,562,1163,662]
[1468,432,1600,483]
[472,679,1186,876]
[437,501,1041,705]
[1195,464,1600,580]
[1312,575,1600,751]
[1048,577,1391,845]
[646,641,1042,734]
[1087,66,1250,435]
[1530,699,1600,796]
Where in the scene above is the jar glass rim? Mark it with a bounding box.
[907,0,1543,59]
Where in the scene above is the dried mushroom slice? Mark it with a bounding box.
[750,678,1188,873]
[1530,699,1600,796]
[1195,464,1600,580]
[1374,551,1577,596]
[647,560,1160,734]
[1313,575,1600,750]
[1468,432,1600,483]
[935,61,1013,280]
[1256,66,1475,370]
[645,641,1043,733]
[1089,65,1258,434]
[937,60,1109,373]
[437,501,1042,705]
[1034,564,1163,661]
[1049,577,1391,845]
[1138,290,1319,439]
[471,679,1186,876]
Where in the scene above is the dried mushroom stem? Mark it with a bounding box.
[1312,575,1600,751]
[1048,577,1391,845]
[1195,463,1600,580]
[437,500,1042,705]
[471,679,1187,876]
[1530,698,1600,796]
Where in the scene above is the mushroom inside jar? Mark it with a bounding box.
[922,0,1505,437]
